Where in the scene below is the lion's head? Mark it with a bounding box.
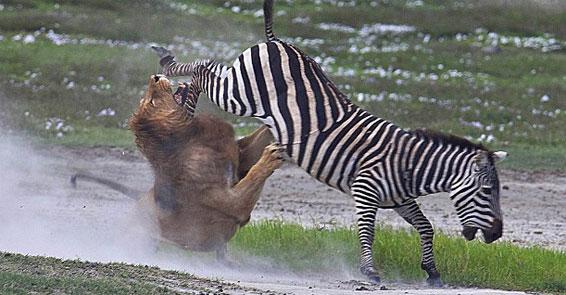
[137,75,198,118]
[138,74,177,110]
[129,75,195,156]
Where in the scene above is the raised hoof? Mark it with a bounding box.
[151,46,173,58]
[426,276,443,287]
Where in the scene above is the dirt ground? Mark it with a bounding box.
[0,140,563,294]
[56,145,566,250]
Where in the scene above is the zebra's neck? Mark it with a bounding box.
[403,135,476,196]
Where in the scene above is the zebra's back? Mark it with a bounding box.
[215,41,412,195]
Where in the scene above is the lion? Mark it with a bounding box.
[72,74,283,260]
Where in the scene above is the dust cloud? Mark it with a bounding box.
[0,135,155,262]
[0,134,359,286]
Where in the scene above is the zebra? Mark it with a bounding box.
[152,0,507,286]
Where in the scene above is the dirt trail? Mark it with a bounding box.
[1,141,563,294]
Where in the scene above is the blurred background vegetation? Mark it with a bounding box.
[0,0,564,170]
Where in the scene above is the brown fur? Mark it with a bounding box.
[128,75,281,255]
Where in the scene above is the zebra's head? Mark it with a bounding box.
[451,149,507,243]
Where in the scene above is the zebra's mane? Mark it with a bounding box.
[410,129,487,151]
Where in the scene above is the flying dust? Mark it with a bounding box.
[0,134,361,289]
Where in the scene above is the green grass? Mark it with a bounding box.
[39,126,135,147]
[0,252,229,294]
[497,143,566,172]
[0,272,168,294]
[230,221,566,293]
[1,223,563,293]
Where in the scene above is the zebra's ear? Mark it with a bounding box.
[492,151,508,163]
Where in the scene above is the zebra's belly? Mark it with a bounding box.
[286,151,354,195]
[374,198,414,209]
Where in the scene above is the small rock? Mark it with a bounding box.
[355,286,369,291]
[502,185,509,190]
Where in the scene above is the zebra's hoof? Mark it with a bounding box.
[151,46,173,58]
[360,266,381,284]
[367,273,381,284]
[369,275,381,284]
[426,276,443,287]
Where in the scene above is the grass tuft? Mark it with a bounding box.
[230,221,566,293]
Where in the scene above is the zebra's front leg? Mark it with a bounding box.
[351,178,381,283]
[355,204,380,283]
[394,200,442,287]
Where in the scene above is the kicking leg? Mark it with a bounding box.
[151,46,224,77]
[394,199,442,287]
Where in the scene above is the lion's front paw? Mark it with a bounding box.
[258,143,286,172]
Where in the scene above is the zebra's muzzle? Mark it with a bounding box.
[462,226,478,241]
[482,219,503,244]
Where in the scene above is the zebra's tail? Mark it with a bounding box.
[70,172,142,200]
[264,0,277,42]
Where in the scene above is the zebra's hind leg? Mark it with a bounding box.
[351,178,381,283]
[394,200,442,287]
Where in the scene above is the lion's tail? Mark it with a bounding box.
[71,172,142,200]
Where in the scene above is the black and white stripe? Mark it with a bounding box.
[155,0,506,285]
